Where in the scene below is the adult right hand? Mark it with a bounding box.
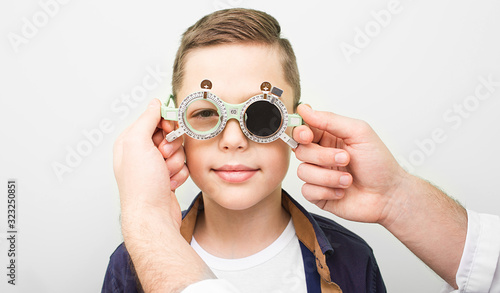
[113,99,216,293]
[113,98,188,231]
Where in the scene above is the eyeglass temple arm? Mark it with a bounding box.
[280,133,297,149]
[281,114,303,148]
[161,102,186,142]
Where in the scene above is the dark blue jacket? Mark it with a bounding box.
[102,190,386,292]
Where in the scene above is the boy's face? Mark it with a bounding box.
[178,43,294,211]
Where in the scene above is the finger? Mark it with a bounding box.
[317,131,339,148]
[158,135,184,159]
[295,143,350,167]
[292,125,314,144]
[160,118,176,133]
[292,116,325,145]
[301,183,345,203]
[297,104,369,142]
[166,146,186,177]
[296,104,326,143]
[170,165,189,191]
[128,99,163,140]
[297,163,352,188]
[152,128,164,147]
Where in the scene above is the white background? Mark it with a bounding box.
[1,1,499,292]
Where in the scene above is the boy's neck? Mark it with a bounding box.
[192,187,290,259]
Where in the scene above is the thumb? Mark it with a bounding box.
[297,104,366,141]
[130,99,163,139]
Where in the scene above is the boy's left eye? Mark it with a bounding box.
[187,108,219,132]
[192,109,218,118]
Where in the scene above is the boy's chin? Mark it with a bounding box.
[204,189,271,212]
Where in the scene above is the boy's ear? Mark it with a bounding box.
[290,101,301,114]
[166,94,176,107]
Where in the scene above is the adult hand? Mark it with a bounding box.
[113,98,188,231]
[293,104,467,288]
[113,99,215,293]
[293,104,408,225]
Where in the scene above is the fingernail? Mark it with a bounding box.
[335,189,344,197]
[170,180,178,190]
[335,152,348,165]
[339,175,351,187]
[163,143,173,156]
[300,131,308,141]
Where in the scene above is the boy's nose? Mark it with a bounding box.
[218,119,248,151]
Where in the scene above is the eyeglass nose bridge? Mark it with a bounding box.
[225,104,243,121]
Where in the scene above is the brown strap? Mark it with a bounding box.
[180,197,200,243]
[282,194,342,293]
[321,278,342,293]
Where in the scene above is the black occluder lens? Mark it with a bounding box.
[245,101,282,137]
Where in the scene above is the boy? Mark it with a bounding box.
[103,8,386,293]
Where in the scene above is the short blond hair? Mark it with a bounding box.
[172,8,301,110]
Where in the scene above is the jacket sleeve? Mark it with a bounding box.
[101,242,142,293]
[366,253,386,293]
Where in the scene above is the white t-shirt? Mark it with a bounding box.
[190,219,307,293]
[183,210,500,293]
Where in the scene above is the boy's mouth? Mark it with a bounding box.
[212,164,259,183]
